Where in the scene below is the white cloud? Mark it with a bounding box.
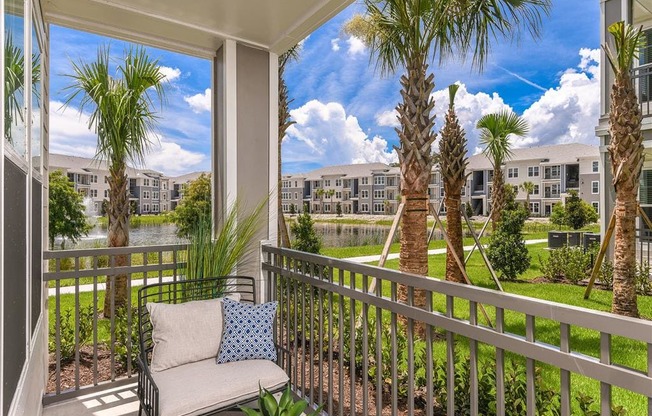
[521,48,600,147]
[331,38,340,52]
[146,135,207,176]
[375,109,400,128]
[284,100,396,166]
[159,66,182,82]
[346,36,366,56]
[184,88,211,113]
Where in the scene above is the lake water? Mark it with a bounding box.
[56,220,463,250]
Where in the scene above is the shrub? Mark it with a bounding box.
[539,246,593,284]
[291,211,321,254]
[550,191,598,230]
[487,207,530,280]
[597,260,651,295]
[599,261,614,289]
[49,305,94,361]
[113,307,140,371]
[336,202,342,217]
[289,203,296,215]
[465,202,474,218]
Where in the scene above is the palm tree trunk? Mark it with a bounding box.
[445,195,464,283]
[103,163,130,317]
[491,168,504,230]
[395,56,436,338]
[278,70,293,248]
[612,195,638,317]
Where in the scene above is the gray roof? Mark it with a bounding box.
[467,143,599,170]
[170,171,210,184]
[48,153,145,177]
[294,163,392,181]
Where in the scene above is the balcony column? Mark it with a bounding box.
[213,40,279,302]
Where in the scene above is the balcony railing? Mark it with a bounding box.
[261,245,652,416]
[43,244,187,404]
[632,62,652,118]
[544,191,560,199]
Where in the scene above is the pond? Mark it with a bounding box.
[54,220,472,250]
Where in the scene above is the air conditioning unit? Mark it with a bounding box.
[548,231,568,249]
[567,231,582,247]
[583,233,601,250]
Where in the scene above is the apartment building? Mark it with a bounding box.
[282,143,600,217]
[598,0,652,237]
[169,171,210,209]
[49,154,172,215]
[465,143,600,217]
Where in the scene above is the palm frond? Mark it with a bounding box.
[603,21,644,75]
[477,110,528,167]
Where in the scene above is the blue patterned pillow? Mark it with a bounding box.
[216,298,278,364]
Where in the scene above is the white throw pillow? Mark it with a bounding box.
[146,294,240,372]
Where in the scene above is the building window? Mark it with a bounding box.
[153,191,159,200]
[162,182,167,190]
[314,180,321,187]
[324,180,331,186]
[104,190,109,198]
[143,191,150,199]
[104,176,108,183]
[528,166,539,177]
[163,204,168,211]
[592,202,599,212]
[440,187,445,198]
[90,189,97,198]
[530,202,540,214]
[544,165,561,179]
[508,167,519,178]
[143,203,150,213]
[373,190,385,199]
[374,203,385,213]
[335,179,342,187]
[295,192,298,199]
[153,204,159,212]
[533,184,540,195]
[592,161,599,173]
[163,193,167,200]
[592,181,599,194]
[294,181,298,187]
[361,203,369,212]
[374,176,385,185]
[461,186,466,196]
[324,204,331,213]
[336,191,342,199]
[153,179,159,187]
[361,190,369,198]
[143,179,150,186]
[361,177,369,185]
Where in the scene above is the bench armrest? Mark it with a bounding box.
[137,353,160,416]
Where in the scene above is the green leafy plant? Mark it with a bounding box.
[487,206,530,280]
[240,384,322,416]
[635,262,652,295]
[113,307,139,371]
[49,305,94,361]
[599,260,615,289]
[48,170,92,249]
[290,210,321,254]
[171,174,211,238]
[550,191,598,230]
[180,197,266,281]
[539,246,594,284]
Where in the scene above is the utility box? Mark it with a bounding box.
[584,233,601,250]
[568,231,582,247]
[548,231,568,249]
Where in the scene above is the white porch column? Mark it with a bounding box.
[214,41,279,302]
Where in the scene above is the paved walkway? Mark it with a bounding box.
[47,276,176,297]
[343,239,547,263]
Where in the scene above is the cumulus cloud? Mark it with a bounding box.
[146,135,207,176]
[522,48,600,147]
[284,100,396,167]
[375,109,400,128]
[159,66,182,82]
[184,88,211,113]
[346,36,366,56]
[331,38,340,52]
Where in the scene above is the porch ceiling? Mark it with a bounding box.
[42,0,353,57]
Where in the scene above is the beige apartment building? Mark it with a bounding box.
[49,154,206,215]
[282,143,601,218]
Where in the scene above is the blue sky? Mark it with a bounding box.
[50,0,601,176]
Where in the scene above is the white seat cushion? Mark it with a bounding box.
[151,358,289,416]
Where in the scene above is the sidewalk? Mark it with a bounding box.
[343,239,547,263]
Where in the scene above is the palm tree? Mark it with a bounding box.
[604,21,644,318]
[278,45,300,248]
[64,46,166,317]
[315,188,325,213]
[345,0,549,332]
[477,111,529,230]
[326,189,335,213]
[520,181,536,215]
[439,84,468,284]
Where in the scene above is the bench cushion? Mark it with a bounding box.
[152,358,289,416]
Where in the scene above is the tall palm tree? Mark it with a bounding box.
[520,181,536,215]
[64,46,166,317]
[604,21,644,318]
[315,188,325,213]
[345,0,549,330]
[278,45,300,248]
[477,111,529,230]
[439,84,468,284]
[326,189,335,213]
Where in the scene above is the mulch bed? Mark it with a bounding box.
[47,345,131,393]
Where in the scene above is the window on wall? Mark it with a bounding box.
[508,168,519,178]
[153,191,159,199]
[592,202,599,212]
[153,179,159,187]
[324,180,331,186]
[528,166,539,177]
[374,176,385,185]
[335,179,342,187]
[530,202,540,214]
[104,190,109,198]
[592,161,599,173]
[361,190,369,198]
[373,190,385,199]
[592,181,599,194]
[361,177,369,185]
[361,203,369,212]
[533,184,540,195]
[143,191,150,199]
[440,187,445,197]
[324,204,331,213]
[374,203,385,213]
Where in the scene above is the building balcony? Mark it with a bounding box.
[41,244,652,416]
[633,62,652,119]
[544,192,561,199]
